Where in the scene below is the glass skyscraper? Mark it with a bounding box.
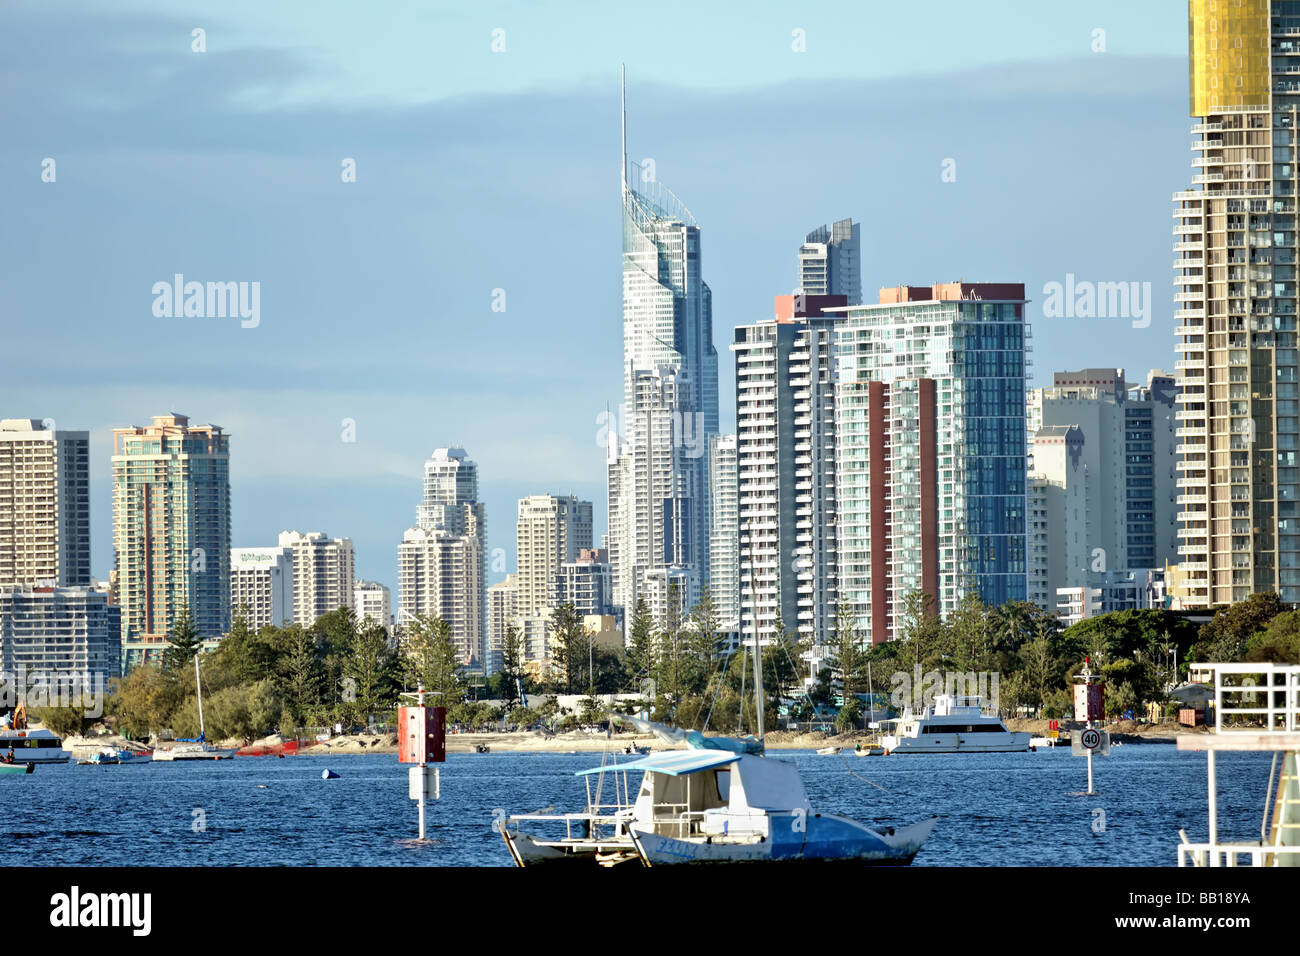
[607,71,719,621]
[833,284,1028,642]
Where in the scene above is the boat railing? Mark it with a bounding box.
[1178,836,1300,868]
[506,810,633,841]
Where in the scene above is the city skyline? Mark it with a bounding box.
[4,4,1198,602]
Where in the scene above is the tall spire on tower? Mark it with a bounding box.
[620,64,628,197]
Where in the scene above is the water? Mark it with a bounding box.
[1,745,1276,866]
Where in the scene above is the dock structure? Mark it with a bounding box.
[1176,663,1300,867]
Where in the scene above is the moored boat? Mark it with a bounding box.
[0,761,35,775]
[879,695,1030,754]
[77,748,153,765]
[0,727,70,764]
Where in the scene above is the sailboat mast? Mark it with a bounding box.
[194,653,206,741]
[752,626,764,742]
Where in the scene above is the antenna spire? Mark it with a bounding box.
[620,64,627,196]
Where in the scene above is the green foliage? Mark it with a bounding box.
[402,613,463,705]
[1245,610,1300,663]
[162,603,202,673]
[1196,592,1289,663]
[32,704,93,738]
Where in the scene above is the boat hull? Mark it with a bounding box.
[0,762,35,775]
[881,732,1031,753]
[502,828,640,867]
[153,746,237,761]
[630,815,937,866]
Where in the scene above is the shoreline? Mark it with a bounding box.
[64,718,1205,758]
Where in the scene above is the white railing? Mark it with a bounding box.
[1178,841,1300,867]
[1209,663,1300,733]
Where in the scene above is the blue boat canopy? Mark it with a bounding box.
[576,750,740,777]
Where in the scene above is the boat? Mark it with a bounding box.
[0,705,70,764]
[854,746,884,757]
[816,746,841,755]
[879,695,1031,754]
[500,635,937,867]
[153,654,237,761]
[77,748,153,765]
[0,762,35,775]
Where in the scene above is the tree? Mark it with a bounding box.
[1245,610,1300,663]
[402,613,462,704]
[654,584,687,718]
[548,603,587,694]
[686,587,723,695]
[830,599,865,710]
[163,603,202,673]
[626,598,656,694]
[343,622,396,725]
[498,621,527,706]
[1196,592,1288,663]
[278,625,322,725]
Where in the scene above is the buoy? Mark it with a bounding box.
[322,769,339,780]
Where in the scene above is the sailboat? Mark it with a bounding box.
[153,654,237,761]
[499,632,936,866]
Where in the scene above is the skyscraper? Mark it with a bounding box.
[0,418,90,588]
[798,219,862,305]
[112,414,230,643]
[277,531,355,627]
[607,70,719,626]
[1173,2,1298,605]
[515,494,593,618]
[833,283,1028,642]
[706,434,739,626]
[398,447,486,668]
[733,295,844,647]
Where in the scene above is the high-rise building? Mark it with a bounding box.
[1026,426,1089,612]
[486,573,519,675]
[706,434,739,626]
[277,531,355,627]
[1173,3,1300,605]
[230,546,293,631]
[0,585,121,695]
[833,283,1028,642]
[733,294,843,647]
[516,494,593,618]
[798,219,862,305]
[403,447,487,665]
[353,580,391,631]
[397,526,484,668]
[112,414,230,643]
[607,72,718,626]
[552,548,614,617]
[1027,369,1178,582]
[0,419,90,588]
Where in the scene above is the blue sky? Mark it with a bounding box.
[1,1,1192,606]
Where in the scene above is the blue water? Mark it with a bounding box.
[0,745,1276,866]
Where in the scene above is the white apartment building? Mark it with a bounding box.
[706,434,739,627]
[397,526,483,669]
[277,530,355,627]
[1026,426,1089,613]
[230,546,293,630]
[353,580,391,631]
[0,418,90,588]
[733,296,842,647]
[516,494,593,618]
[0,586,121,695]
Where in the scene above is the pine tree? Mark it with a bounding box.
[403,613,462,704]
[626,598,656,694]
[163,602,202,672]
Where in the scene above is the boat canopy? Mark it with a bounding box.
[576,750,740,777]
[728,755,810,813]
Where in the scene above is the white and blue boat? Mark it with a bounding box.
[500,638,936,866]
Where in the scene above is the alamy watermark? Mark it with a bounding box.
[152,274,260,328]
[2,666,105,719]
[1041,274,1151,329]
[890,666,1001,713]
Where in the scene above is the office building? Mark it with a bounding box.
[797,219,862,305]
[230,545,293,631]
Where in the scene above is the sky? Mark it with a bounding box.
[1,0,1195,608]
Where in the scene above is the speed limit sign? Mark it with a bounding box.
[1081,728,1101,750]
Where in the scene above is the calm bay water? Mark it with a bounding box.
[0,745,1276,866]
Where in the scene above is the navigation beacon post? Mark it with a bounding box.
[1072,657,1109,795]
[398,688,446,840]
